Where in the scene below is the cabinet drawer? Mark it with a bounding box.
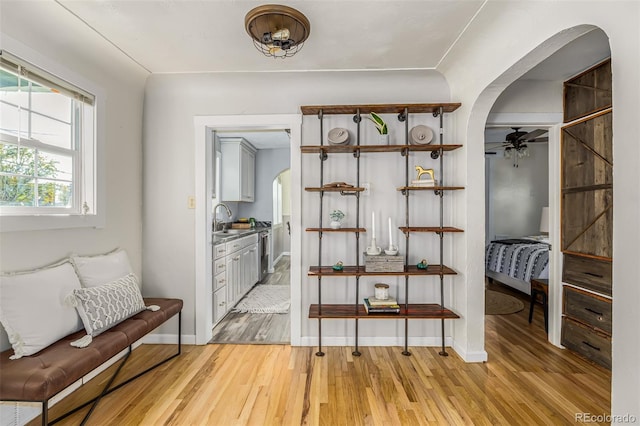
[214,244,227,259]
[213,286,227,324]
[563,285,612,334]
[214,272,227,292]
[214,257,226,276]
[562,253,612,296]
[226,239,243,254]
[561,316,611,369]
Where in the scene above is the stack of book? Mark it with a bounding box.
[411,179,436,187]
[363,297,400,314]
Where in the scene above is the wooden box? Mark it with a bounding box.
[363,252,405,273]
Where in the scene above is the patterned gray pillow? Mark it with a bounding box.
[72,273,145,338]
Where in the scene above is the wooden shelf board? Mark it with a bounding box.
[306,228,366,233]
[300,103,461,115]
[308,265,457,276]
[305,187,365,192]
[308,303,460,319]
[397,186,465,191]
[399,227,464,233]
[300,144,462,154]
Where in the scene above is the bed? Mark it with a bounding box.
[485,238,550,295]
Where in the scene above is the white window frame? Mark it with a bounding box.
[0,38,105,232]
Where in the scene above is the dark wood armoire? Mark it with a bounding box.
[560,59,613,369]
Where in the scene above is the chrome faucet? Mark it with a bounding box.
[213,203,232,232]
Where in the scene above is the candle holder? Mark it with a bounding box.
[384,245,398,255]
[366,237,381,255]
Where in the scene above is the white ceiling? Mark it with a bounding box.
[55,0,486,73]
[4,1,610,150]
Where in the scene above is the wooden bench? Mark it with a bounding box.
[0,298,182,425]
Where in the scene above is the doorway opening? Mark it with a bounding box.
[193,114,302,346]
[480,28,610,353]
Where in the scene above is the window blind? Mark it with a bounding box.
[0,50,95,106]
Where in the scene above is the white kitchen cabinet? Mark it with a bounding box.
[220,138,256,202]
[213,286,227,323]
[211,233,261,327]
[241,243,259,296]
[226,251,242,308]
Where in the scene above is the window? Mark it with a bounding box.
[0,50,96,218]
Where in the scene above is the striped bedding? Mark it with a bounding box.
[485,240,549,282]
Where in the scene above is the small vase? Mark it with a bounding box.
[378,134,389,145]
[330,220,341,229]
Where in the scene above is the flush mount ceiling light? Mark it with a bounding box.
[245,4,311,58]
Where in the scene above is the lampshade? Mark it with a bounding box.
[539,206,549,234]
[245,5,311,58]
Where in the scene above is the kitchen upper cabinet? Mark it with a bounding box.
[220,137,256,202]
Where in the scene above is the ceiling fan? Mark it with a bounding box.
[485,127,549,167]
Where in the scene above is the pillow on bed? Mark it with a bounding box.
[70,249,133,288]
[69,273,147,347]
[0,261,83,359]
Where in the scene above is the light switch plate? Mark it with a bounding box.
[188,196,196,209]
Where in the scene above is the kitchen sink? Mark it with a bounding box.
[213,229,250,235]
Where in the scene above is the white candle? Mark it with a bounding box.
[388,217,393,247]
[372,211,376,239]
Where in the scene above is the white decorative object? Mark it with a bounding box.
[70,249,133,288]
[367,211,381,255]
[329,209,345,229]
[374,283,390,300]
[385,217,398,255]
[0,262,83,359]
[409,125,434,144]
[378,134,389,145]
[328,128,350,145]
[69,273,147,347]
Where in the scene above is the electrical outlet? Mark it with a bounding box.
[362,182,370,196]
[187,196,196,209]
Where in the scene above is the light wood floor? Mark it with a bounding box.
[210,256,290,344]
[47,282,611,426]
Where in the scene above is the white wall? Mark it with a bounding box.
[142,70,451,342]
[438,1,640,419]
[0,4,148,350]
[236,148,290,221]
[486,143,549,242]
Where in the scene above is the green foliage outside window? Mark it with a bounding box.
[0,143,71,207]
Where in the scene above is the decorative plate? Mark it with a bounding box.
[409,125,433,145]
[328,128,350,145]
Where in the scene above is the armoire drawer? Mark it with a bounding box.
[561,316,611,369]
[562,253,612,296]
[563,286,612,334]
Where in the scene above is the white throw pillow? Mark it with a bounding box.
[71,249,133,288]
[71,273,146,340]
[0,261,83,359]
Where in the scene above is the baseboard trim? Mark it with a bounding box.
[452,340,488,362]
[143,333,196,345]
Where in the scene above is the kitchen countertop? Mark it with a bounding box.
[212,226,270,245]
